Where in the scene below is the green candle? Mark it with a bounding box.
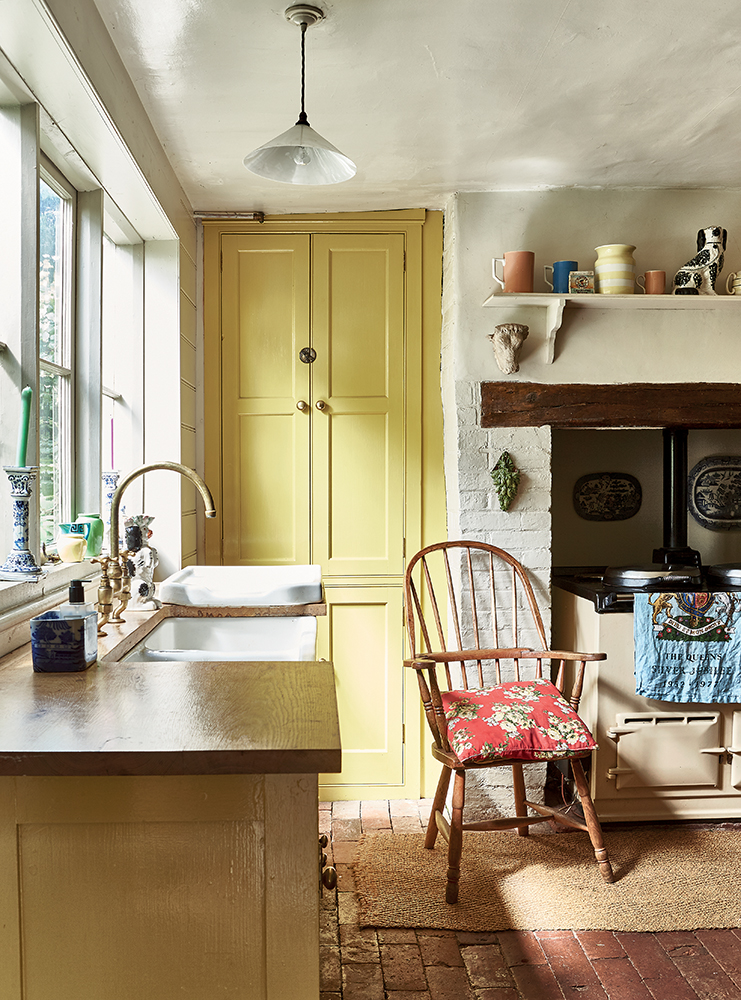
[17,386,32,467]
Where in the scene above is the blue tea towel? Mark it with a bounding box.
[634,592,741,703]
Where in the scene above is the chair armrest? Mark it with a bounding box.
[405,648,605,665]
[404,648,535,666]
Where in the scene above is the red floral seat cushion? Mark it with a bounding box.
[441,678,597,764]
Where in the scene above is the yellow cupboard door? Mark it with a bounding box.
[317,586,405,788]
[221,235,311,565]
[311,234,406,577]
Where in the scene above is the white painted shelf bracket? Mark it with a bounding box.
[483,292,741,365]
[482,293,567,364]
[544,297,566,364]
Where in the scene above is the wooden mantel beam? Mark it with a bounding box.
[480,382,741,429]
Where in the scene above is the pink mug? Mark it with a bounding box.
[492,251,535,293]
[636,270,666,295]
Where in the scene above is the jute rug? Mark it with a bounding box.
[353,827,741,932]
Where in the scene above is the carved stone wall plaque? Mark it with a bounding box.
[688,456,741,530]
[573,472,642,521]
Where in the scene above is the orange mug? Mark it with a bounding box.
[492,251,535,293]
[636,270,666,295]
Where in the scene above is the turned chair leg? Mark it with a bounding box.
[512,762,529,838]
[570,758,614,883]
[425,764,452,849]
[446,769,466,903]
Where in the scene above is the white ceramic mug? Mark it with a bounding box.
[726,271,741,295]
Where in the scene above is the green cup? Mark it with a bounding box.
[75,513,104,557]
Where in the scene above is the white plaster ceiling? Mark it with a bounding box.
[90,0,741,215]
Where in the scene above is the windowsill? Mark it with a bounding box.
[0,561,101,658]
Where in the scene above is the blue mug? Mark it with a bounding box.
[544,260,579,294]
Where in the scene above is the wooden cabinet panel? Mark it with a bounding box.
[317,586,405,789]
[232,411,308,564]
[312,234,405,576]
[221,236,311,565]
[0,774,320,1000]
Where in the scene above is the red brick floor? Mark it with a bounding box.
[319,799,741,1000]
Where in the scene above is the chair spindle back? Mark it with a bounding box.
[405,541,549,691]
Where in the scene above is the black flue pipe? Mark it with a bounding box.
[663,427,688,550]
[652,426,702,567]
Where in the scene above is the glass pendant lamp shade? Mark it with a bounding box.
[243,120,356,185]
[243,4,356,186]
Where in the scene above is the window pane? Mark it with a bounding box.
[39,180,68,367]
[39,166,74,551]
[39,370,64,547]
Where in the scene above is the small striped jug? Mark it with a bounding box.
[594,244,637,294]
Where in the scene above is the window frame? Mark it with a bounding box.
[38,156,77,549]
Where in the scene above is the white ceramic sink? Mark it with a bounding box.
[159,565,322,608]
[119,615,318,662]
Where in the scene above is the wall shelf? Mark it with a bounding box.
[483,293,741,364]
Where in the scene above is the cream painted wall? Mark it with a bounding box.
[452,189,741,386]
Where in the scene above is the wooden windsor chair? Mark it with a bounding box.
[404,540,614,903]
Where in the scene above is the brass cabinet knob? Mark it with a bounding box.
[315,400,327,411]
[296,400,308,411]
[322,866,338,891]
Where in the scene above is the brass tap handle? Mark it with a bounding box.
[92,557,113,636]
[111,550,132,623]
[296,400,308,411]
[107,557,123,596]
[315,400,327,411]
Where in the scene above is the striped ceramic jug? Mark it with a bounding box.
[594,244,636,294]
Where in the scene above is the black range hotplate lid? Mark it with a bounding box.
[706,564,741,585]
[602,564,703,588]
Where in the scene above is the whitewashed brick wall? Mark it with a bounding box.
[440,199,552,815]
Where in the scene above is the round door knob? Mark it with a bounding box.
[296,400,308,411]
[315,400,327,411]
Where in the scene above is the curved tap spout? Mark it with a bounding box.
[109,461,217,560]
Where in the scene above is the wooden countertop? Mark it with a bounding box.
[0,615,341,777]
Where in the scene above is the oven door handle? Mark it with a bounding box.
[606,726,636,739]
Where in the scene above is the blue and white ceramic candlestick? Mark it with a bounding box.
[101,470,120,554]
[0,466,44,581]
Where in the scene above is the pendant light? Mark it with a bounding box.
[243,4,356,185]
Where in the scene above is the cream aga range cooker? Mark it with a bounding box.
[552,428,741,822]
[553,574,741,822]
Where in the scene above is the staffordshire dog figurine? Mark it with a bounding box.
[672,226,727,294]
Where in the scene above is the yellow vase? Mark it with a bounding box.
[594,244,637,294]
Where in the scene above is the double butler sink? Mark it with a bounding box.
[104,565,324,664]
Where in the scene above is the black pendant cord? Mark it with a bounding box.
[296,22,310,127]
